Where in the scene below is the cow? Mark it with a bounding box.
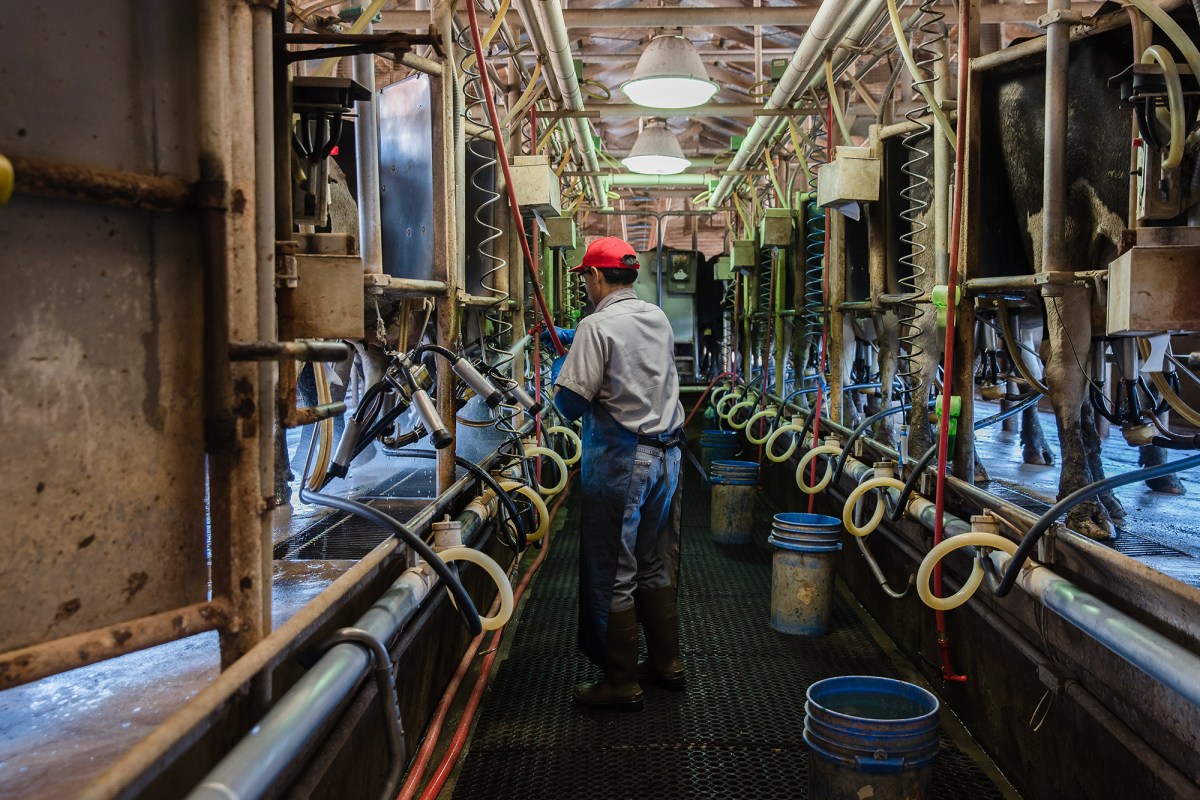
[982,19,1189,539]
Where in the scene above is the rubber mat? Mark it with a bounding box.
[451,473,1013,800]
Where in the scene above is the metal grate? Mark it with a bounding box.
[452,475,1012,800]
[980,482,1190,560]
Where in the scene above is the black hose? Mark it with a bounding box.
[832,400,925,484]
[889,393,1043,521]
[989,453,1200,598]
[299,484,483,636]
[413,343,459,361]
[404,450,529,552]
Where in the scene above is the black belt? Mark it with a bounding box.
[638,434,680,450]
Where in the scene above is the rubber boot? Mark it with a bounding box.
[634,586,686,691]
[573,607,644,711]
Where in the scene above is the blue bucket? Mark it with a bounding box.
[768,513,842,635]
[804,676,940,800]
[710,459,759,486]
[700,431,740,476]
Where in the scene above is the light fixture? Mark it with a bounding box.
[620,34,720,109]
[621,119,692,175]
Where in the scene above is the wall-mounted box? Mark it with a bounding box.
[759,208,794,247]
[293,254,366,339]
[817,146,880,207]
[1107,227,1200,335]
[545,216,577,249]
[510,155,561,217]
[732,238,758,271]
[714,256,733,281]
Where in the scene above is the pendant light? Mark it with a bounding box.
[620,34,720,109]
[621,119,691,175]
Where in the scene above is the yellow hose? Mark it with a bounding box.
[824,57,853,146]
[304,360,335,491]
[1122,0,1200,94]
[726,398,758,430]
[546,424,582,466]
[461,0,511,72]
[1141,45,1186,171]
[525,445,568,496]
[916,532,1018,611]
[1138,338,1200,428]
[842,477,907,537]
[795,444,842,494]
[884,0,956,148]
[765,419,805,463]
[996,300,1049,394]
[499,61,544,129]
[745,406,779,445]
[438,545,513,630]
[500,479,550,543]
[314,0,389,77]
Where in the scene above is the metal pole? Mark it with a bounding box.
[1041,0,1070,283]
[354,24,384,275]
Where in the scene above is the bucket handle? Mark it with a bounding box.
[854,752,908,775]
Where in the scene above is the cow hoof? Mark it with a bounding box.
[1145,474,1186,495]
[1099,490,1126,521]
[1066,501,1113,541]
[1022,445,1054,467]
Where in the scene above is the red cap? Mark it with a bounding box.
[570,236,639,273]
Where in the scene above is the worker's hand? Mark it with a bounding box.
[540,326,575,349]
[551,355,567,384]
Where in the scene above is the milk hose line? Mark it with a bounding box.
[849,471,915,598]
[402,451,528,552]
[929,0,968,683]
[761,383,880,462]
[831,400,923,485]
[887,392,1044,523]
[996,300,1049,395]
[983,452,1200,600]
[298,431,484,637]
[405,472,577,800]
[464,0,563,356]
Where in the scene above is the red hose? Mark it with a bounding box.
[402,473,577,800]
[930,4,972,684]
[462,0,564,356]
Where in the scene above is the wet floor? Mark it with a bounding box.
[972,400,1200,586]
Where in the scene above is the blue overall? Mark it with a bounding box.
[578,403,682,669]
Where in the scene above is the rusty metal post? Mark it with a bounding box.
[827,210,847,423]
[950,0,979,479]
[431,0,461,493]
[953,0,982,479]
[199,0,267,671]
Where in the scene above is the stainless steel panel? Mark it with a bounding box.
[378,74,435,281]
[0,2,207,652]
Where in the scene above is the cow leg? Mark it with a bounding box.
[1140,443,1186,495]
[1020,403,1054,466]
[872,311,899,450]
[902,303,941,458]
[1081,408,1125,522]
[1045,288,1112,540]
[1001,380,1020,433]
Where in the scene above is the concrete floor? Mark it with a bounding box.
[973,400,1200,586]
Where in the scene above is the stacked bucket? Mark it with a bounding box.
[767,512,843,635]
[709,460,758,544]
[804,675,941,800]
[699,429,740,477]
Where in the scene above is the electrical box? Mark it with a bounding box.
[732,239,758,272]
[759,208,794,247]
[510,155,562,217]
[292,254,366,339]
[1107,226,1200,335]
[714,256,733,281]
[545,216,577,249]
[816,146,880,207]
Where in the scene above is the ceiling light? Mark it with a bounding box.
[620,34,720,109]
[621,119,691,175]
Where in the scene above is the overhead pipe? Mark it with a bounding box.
[353,23,384,274]
[708,0,878,208]
[523,0,608,207]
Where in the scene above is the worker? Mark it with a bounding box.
[548,236,686,711]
